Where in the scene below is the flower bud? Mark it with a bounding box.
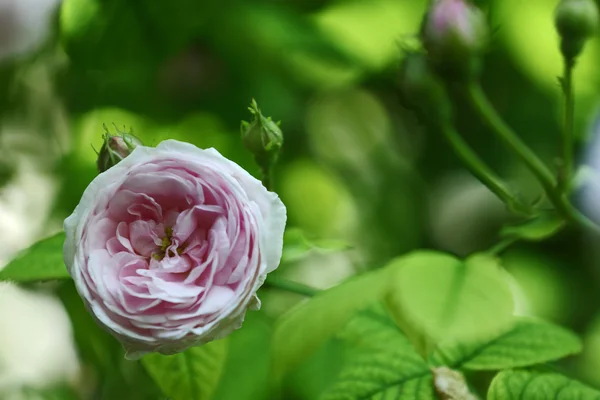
[240,99,283,163]
[555,0,599,60]
[423,0,488,80]
[398,51,452,123]
[96,124,143,173]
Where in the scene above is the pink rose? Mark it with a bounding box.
[63,140,286,359]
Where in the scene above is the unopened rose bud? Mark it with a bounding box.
[423,0,488,80]
[240,99,283,163]
[555,0,599,60]
[399,51,452,123]
[96,124,143,173]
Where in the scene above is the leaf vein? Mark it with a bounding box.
[356,371,430,400]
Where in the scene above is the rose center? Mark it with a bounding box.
[152,227,185,261]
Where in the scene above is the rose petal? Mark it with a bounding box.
[129,220,163,257]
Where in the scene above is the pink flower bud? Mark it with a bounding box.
[423,0,487,77]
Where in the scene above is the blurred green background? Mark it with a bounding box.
[2,0,600,398]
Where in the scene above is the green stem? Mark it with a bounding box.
[260,165,273,191]
[257,154,278,191]
[562,57,575,184]
[441,124,530,215]
[467,84,557,190]
[265,276,318,297]
[467,83,600,235]
[467,85,564,213]
[487,237,519,256]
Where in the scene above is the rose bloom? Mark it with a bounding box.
[63,140,286,359]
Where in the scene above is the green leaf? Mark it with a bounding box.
[487,370,600,399]
[142,339,228,400]
[57,281,118,373]
[500,212,566,241]
[320,308,435,400]
[286,339,347,400]
[387,251,515,344]
[272,267,390,380]
[57,282,163,400]
[336,304,405,350]
[0,233,69,282]
[282,228,351,264]
[212,313,272,400]
[431,318,582,370]
[103,356,165,400]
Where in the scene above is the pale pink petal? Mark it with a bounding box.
[129,220,162,257]
[173,204,224,243]
[85,218,117,251]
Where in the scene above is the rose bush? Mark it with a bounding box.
[63,140,286,359]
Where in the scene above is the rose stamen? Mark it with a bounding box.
[153,227,179,261]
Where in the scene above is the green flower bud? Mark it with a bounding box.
[555,0,599,60]
[240,99,283,163]
[398,51,452,123]
[96,124,143,173]
[422,0,488,80]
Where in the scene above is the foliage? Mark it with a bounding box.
[321,308,584,399]
[142,340,228,400]
[0,233,68,282]
[1,0,600,399]
[488,370,600,399]
[386,252,514,345]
